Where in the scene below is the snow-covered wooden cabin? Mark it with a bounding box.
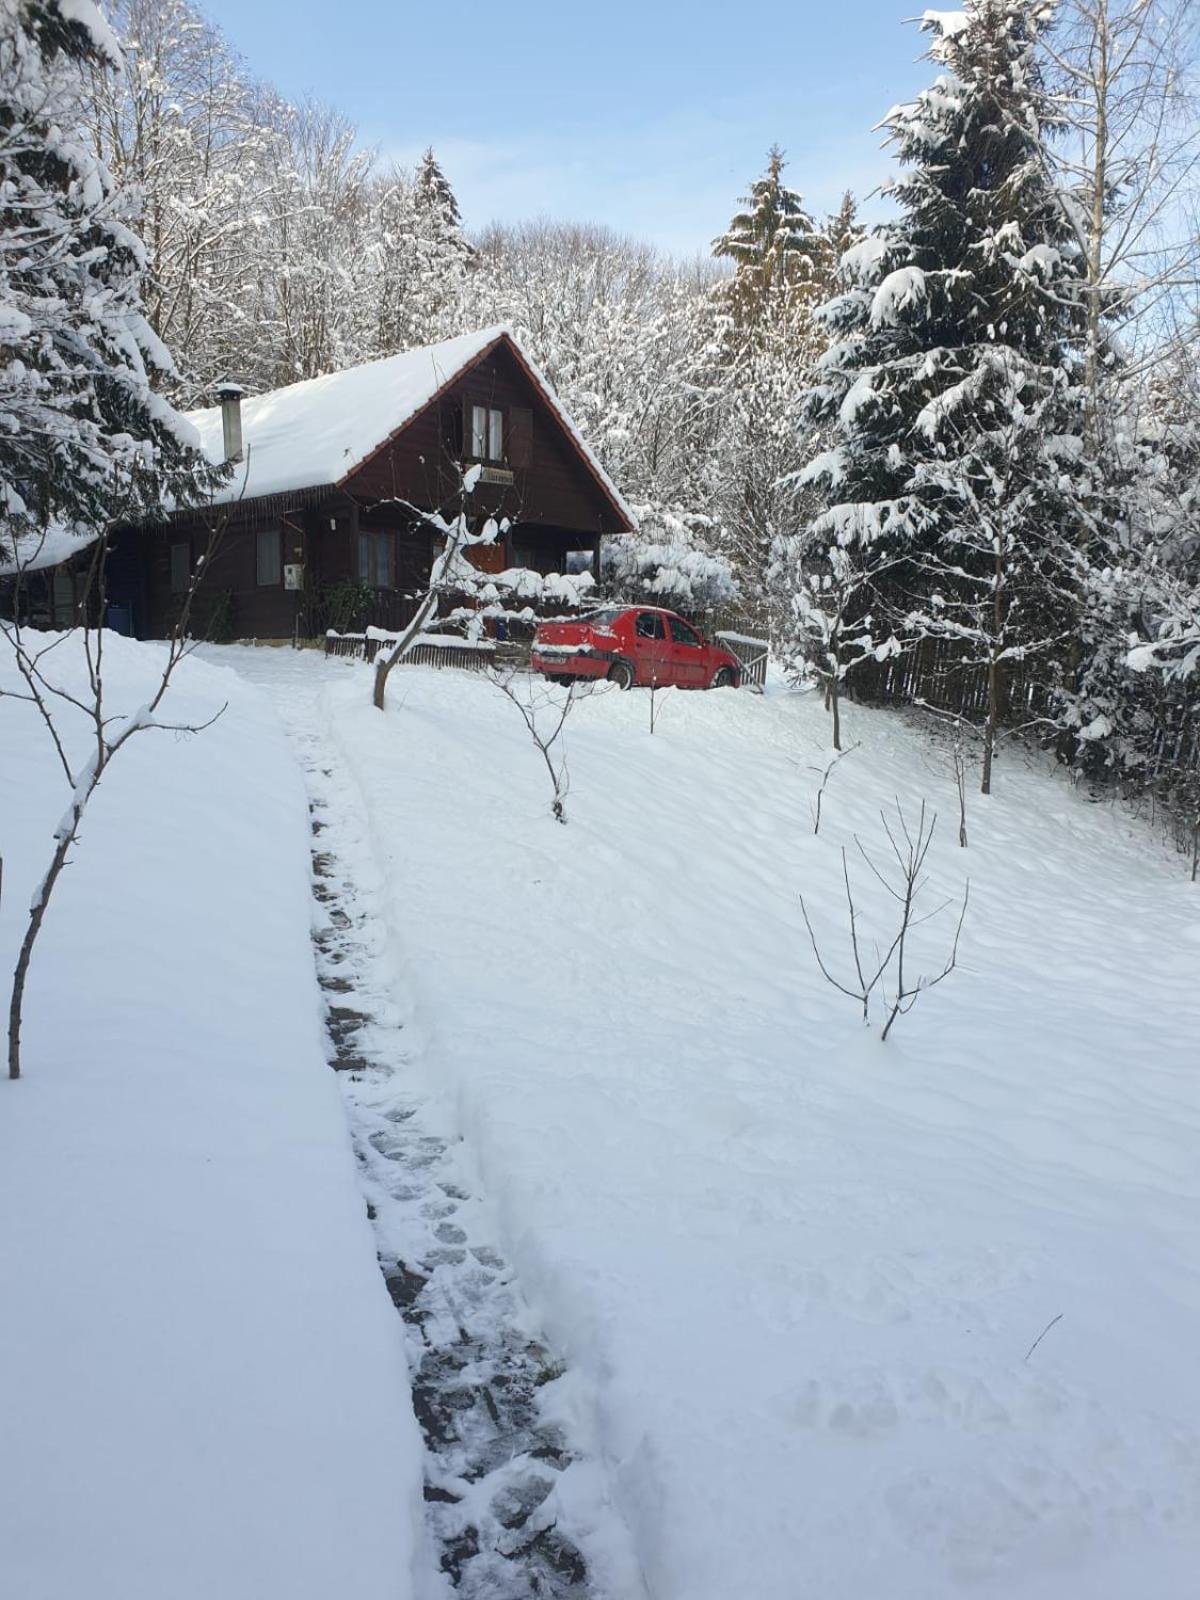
[101,327,634,641]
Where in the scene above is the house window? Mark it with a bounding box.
[358,531,395,588]
[470,404,504,462]
[170,541,190,594]
[256,525,281,586]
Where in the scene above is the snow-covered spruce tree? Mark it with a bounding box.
[0,0,219,561]
[795,1,1095,791]
[822,191,865,267]
[712,145,829,331]
[709,149,831,607]
[2,0,228,1081]
[355,151,474,361]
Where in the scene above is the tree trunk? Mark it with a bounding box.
[830,675,842,752]
[9,826,76,1080]
[373,526,465,710]
[373,584,442,710]
[981,663,997,797]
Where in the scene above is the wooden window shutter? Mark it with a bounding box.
[509,407,532,469]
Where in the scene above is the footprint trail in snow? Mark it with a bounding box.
[248,655,623,1599]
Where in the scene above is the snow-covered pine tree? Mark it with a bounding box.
[821,192,864,284]
[709,149,830,610]
[415,146,465,233]
[0,0,219,562]
[356,150,473,360]
[795,0,1095,790]
[712,145,828,329]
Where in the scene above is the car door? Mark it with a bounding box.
[666,614,705,686]
[630,610,670,686]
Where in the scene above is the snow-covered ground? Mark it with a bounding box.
[0,636,427,1600]
[223,645,1200,1600]
[6,635,1199,1599]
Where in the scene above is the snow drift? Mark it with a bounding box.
[0,634,426,1600]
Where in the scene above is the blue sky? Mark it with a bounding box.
[200,0,936,257]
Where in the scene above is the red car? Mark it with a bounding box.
[531,606,741,691]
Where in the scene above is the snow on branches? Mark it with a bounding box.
[602,518,737,612]
[0,0,219,561]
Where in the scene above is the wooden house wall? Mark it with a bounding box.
[123,340,627,640]
[130,504,318,640]
[344,343,626,539]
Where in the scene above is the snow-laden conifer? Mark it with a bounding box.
[0,0,218,562]
[790,0,1096,787]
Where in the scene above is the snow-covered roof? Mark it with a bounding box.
[0,523,97,577]
[185,325,636,528]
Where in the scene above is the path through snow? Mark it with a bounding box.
[222,644,642,1600]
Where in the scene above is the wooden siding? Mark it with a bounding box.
[343,343,625,537]
[122,340,625,641]
[122,507,314,641]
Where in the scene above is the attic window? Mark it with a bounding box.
[470,404,504,463]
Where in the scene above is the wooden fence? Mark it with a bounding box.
[715,631,769,690]
[324,631,525,673]
[848,636,1053,722]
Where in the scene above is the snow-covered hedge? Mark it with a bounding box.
[601,511,737,612]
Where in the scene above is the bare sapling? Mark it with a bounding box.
[372,465,493,711]
[648,666,671,735]
[2,497,233,1080]
[800,797,969,1041]
[952,731,969,849]
[809,743,859,835]
[870,801,970,1040]
[914,701,975,848]
[489,669,591,823]
[800,847,900,1023]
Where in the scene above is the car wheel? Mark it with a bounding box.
[711,667,737,689]
[607,659,635,690]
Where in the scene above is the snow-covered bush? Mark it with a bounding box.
[601,511,737,614]
[1061,563,1200,863]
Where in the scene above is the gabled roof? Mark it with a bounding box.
[186,326,636,528]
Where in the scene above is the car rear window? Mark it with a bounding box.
[581,608,624,626]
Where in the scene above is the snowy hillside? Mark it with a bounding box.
[0,638,427,1600]
[229,647,1199,1600]
[4,637,1199,1600]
